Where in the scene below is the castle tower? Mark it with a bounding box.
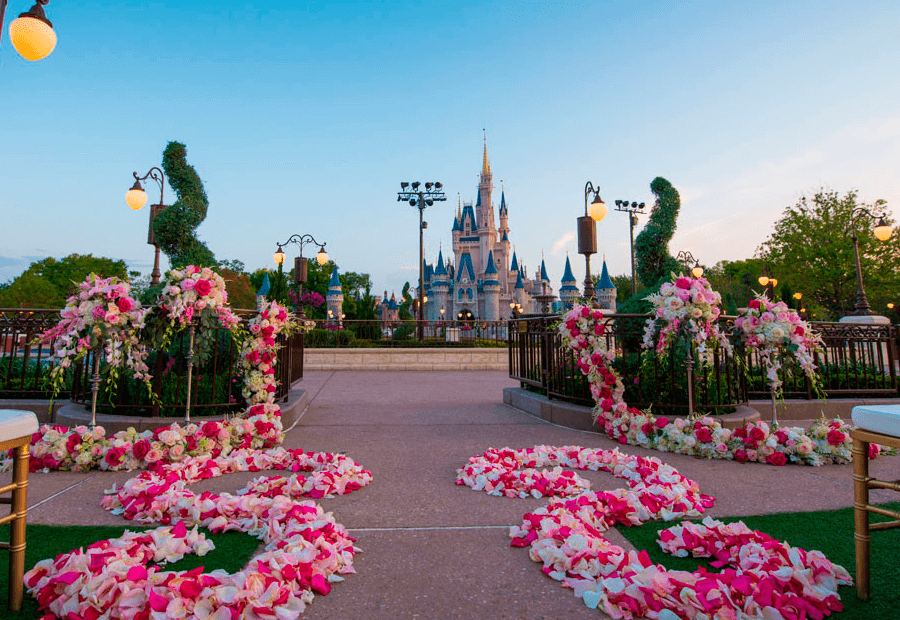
[595,259,617,313]
[482,249,501,320]
[326,265,344,326]
[431,248,451,320]
[514,269,526,313]
[558,255,579,310]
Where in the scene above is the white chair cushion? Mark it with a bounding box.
[852,405,900,438]
[0,410,39,441]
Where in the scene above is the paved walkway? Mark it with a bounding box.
[18,371,900,619]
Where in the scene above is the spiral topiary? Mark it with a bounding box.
[152,141,216,269]
[633,176,681,289]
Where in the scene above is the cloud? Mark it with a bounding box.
[551,231,575,255]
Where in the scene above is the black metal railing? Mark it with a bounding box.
[305,319,509,347]
[510,314,900,411]
[0,309,64,398]
[1,308,305,416]
[509,314,746,416]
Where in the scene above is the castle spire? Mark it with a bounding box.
[482,130,490,176]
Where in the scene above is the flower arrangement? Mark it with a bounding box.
[240,299,300,405]
[642,274,732,363]
[33,274,151,398]
[558,302,892,466]
[27,446,372,620]
[734,293,823,399]
[159,265,235,327]
[458,445,851,620]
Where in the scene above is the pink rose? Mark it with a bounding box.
[696,427,713,443]
[194,279,212,296]
[675,277,691,289]
[132,439,151,459]
[766,451,787,466]
[827,429,846,446]
[748,299,760,310]
[734,449,748,463]
[116,297,133,313]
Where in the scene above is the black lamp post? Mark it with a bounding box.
[398,181,446,340]
[0,0,56,61]
[615,200,646,295]
[578,182,607,301]
[273,234,328,313]
[847,207,893,316]
[126,167,167,286]
[675,250,704,278]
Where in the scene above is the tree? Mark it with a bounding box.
[607,273,644,306]
[219,269,257,309]
[758,189,900,319]
[702,258,766,312]
[0,254,128,308]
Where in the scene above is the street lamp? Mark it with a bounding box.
[615,200,646,294]
[758,270,777,300]
[847,207,893,315]
[126,167,167,286]
[274,234,327,313]
[676,250,703,278]
[1,0,56,61]
[578,182,606,301]
[398,181,446,340]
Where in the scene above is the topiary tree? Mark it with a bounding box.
[153,141,216,269]
[633,177,681,289]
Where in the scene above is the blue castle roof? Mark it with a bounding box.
[597,260,615,290]
[258,271,270,296]
[561,256,576,283]
[457,252,476,282]
[509,251,518,272]
[499,190,507,215]
[515,270,525,289]
[540,259,549,282]
[328,265,341,289]
[501,230,509,242]
[434,249,447,276]
[460,205,477,231]
[483,250,500,285]
[452,216,461,232]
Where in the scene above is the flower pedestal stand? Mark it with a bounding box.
[184,320,197,424]
[685,346,695,417]
[88,346,102,428]
[770,383,778,428]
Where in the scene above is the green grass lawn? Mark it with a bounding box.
[0,523,261,619]
[616,503,900,620]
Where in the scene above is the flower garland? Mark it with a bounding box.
[458,445,851,619]
[160,265,238,328]
[26,446,373,619]
[642,274,732,363]
[735,293,824,399]
[559,303,891,466]
[240,299,301,406]
[34,274,151,397]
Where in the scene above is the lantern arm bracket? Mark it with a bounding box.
[847,206,888,240]
[276,233,326,257]
[132,167,165,205]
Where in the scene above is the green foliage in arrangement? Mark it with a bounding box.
[633,177,682,290]
[153,141,216,269]
[0,254,128,308]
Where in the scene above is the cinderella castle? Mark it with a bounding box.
[372,139,616,325]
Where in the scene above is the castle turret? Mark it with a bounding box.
[431,248,451,321]
[559,255,579,310]
[595,259,617,313]
[482,249,501,320]
[326,265,344,326]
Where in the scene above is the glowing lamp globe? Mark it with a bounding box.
[888,303,895,310]
[315,247,329,265]
[758,276,769,287]
[874,219,892,242]
[794,292,803,300]
[126,184,148,211]
[9,11,56,61]
[691,265,704,278]
[770,278,778,287]
[588,195,607,222]
[273,247,285,265]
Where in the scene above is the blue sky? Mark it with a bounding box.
[2,1,898,299]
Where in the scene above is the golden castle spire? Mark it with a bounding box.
[482,130,491,176]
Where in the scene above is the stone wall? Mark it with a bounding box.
[304,347,507,371]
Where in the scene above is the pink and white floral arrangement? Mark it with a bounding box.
[34,274,151,396]
[159,265,238,329]
[734,293,823,398]
[240,299,300,406]
[559,303,887,466]
[642,274,732,362]
[457,445,851,619]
